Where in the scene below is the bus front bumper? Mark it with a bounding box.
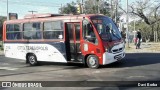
[102,51,125,65]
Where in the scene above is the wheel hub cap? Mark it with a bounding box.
[29,56,35,64]
[89,57,96,66]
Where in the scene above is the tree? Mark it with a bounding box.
[129,0,160,41]
[83,0,96,14]
[130,0,160,25]
[84,0,111,16]
[59,2,77,14]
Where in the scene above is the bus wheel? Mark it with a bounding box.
[87,55,99,69]
[27,54,38,66]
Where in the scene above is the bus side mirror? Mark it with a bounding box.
[86,35,92,40]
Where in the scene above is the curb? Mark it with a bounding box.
[125,48,160,53]
[126,51,160,53]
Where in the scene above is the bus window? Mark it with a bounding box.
[6,24,21,40]
[83,20,97,44]
[75,24,80,40]
[66,24,73,41]
[91,16,122,41]
[23,22,42,39]
[43,21,63,39]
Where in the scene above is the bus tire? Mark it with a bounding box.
[27,54,38,66]
[86,55,99,69]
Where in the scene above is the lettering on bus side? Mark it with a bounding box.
[5,46,11,50]
[17,46,48,51]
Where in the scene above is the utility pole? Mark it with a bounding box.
[115,0,118,24]
[134,18,136,31]
[81,0,84,14]
[28,11,37,14]
[7,0,9,20]
[115,0,117,23]
[97,0,100,14]
[61,4,63,14]
[110,0,113,19]
[126,0,129,48]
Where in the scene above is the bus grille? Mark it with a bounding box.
[111,47,123,54]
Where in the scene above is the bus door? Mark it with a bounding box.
[65,23,83,62]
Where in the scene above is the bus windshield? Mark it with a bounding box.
[91,16,122,41]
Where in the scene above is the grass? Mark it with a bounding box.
[148,44,160,51]
[0,41,3,51]
[125,47,132,51]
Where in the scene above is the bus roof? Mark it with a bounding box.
[4,14,106,24]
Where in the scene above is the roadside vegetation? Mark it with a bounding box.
[0,41,3,51]
[60,0,160,42]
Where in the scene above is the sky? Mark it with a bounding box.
[0,0,135,19]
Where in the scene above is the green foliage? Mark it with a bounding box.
[84,0,111,16]
[59,2,77,14]
[130,20,160,42]
[58,0,120,22]
[0,41,3,51]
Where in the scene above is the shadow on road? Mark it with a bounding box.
[101,53,160,68]
[1,53,160,69]
[37,62,86,69]
[39,53,160,69]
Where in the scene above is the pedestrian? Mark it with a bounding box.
[134,37,138,45]
[121,30,126,43]
[136,29,142,49]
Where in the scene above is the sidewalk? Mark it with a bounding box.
[125,42,160,53]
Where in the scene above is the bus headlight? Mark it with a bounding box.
[105,47,111,53]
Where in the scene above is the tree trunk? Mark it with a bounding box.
[157,22,160,42]
[150,25,154,41]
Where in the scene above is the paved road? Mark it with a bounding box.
[0,53,160,90]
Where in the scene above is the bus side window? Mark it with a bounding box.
[6,24,21,40]
[23,22,42,39]
[43,21,63,39]
[32,22,42,39]
[83,20,97,44]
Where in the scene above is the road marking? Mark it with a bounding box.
[0,63,10,65]
[127,76,146,79]
[0,67,18,70]
[92,70,101,74]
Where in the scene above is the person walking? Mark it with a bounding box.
[136,29,142,49]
